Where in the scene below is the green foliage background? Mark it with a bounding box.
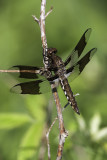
[0,0,107,160]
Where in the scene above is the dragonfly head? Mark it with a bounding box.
[47,48,57,56]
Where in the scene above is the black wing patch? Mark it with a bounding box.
[67,48,97,82]
[65,28,92,67]
[77,48,97,73]
[10,79,52,94]
[11,80,44,94]
[11,65,41,79]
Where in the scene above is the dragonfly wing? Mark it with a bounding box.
[10,65,42,79]
[11,79,51,94]
[64,28,92,67]
[67,48,97,82]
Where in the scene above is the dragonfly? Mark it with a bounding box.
[0,28,97,115]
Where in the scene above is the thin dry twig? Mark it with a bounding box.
[33,0,68,159]
[46,116,58,160]
[32,15,39,23]
[50,83,68,160]
[45,6,53,18]
[46,93,80,135]
[32,0,47,52]
[46,93,80,159]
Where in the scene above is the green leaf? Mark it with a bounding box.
[90,113,101,135]
[25,95,47,121]
[94,128,107,141]
[0,113,33,129]
[17,122,44,160]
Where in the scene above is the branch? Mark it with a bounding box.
[45,6,53,18]
[50,82,68,160]
[32,15,39,23]
[33,0,68,159]
[46,93,79,159]
[32,1,47,48]
[46,116,58,160]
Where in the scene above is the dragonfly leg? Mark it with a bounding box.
[63,93,80,109]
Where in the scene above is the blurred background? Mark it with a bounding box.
[0,0,107,160]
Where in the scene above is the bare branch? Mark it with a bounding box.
[46,92,80,159]
[45,6,53,18]
[46,116,58,160]
[32,0,68,159]
[32,0,47,52]
[50,82,68,160]
[40,0,47,49]
[32,15,39,23]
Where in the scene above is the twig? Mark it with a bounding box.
[32,0,47,48]
[46,93,80,159]
[39,0,47,50]
[50,82,68,160]
[33,0,68,159]
[32,15,39,23]
[45,6,53,18]
[32,0,48,69]
[46,116,58,160]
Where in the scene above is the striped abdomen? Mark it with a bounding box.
[59,76,80,115]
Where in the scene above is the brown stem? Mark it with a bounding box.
[40,0,47,49]
[50,82,68,160]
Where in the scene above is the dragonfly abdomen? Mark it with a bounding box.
[59,76,80,115]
